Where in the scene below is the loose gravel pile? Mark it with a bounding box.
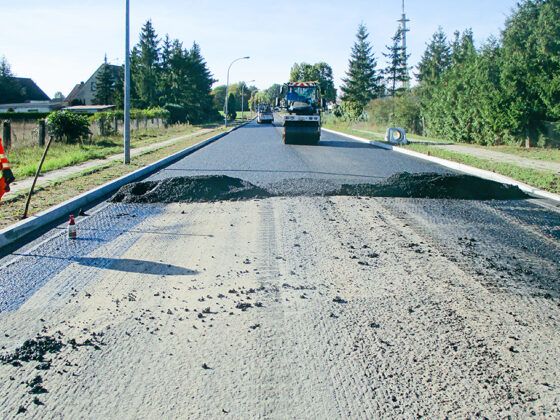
[112,173,528,204]
[0,336,63,365]
[339,172,529,200]
[112,175,271,204]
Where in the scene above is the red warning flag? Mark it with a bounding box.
[0,138,15,203]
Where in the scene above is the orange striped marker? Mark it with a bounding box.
[0,138,14,203]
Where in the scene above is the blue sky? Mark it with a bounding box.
[1,0,520,98]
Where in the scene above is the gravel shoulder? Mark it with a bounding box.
[0,197,559,418]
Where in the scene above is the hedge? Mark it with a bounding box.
[89,107,170,123]
[0,112,51,121]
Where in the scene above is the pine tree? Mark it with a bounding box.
[383,29,410,96]
[113,65,125,109]
[341,24,381,115]
[129,46,142,108]
[416,27,451,86]
[93,60,116,105]
[158,34,173,105]
[500,0,560,139]
[185,42,216,123]
[166,40,188,106]
[136,20,160,107]
[451,28,475,66]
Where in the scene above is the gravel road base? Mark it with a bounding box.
[0,197,558,418]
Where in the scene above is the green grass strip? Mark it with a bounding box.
[403,144,560,194]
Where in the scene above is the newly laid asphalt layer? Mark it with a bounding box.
[0,118,559,312]
[147,119,450,187]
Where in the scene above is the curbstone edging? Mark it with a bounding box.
[0,123,248,250]
[322,128,560,205]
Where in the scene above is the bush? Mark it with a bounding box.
[333,101,367,121]
[46,111,91,144]
[0,112,50,121]
[88,107,170,123]
[226,93,237,121]
[366,93,423,135]
[164,104,187,124]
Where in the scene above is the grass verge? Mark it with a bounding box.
[322,121,385,141]
[323,120,560,162]
[0,127,227,231]
[323,123,560,195]
[7,124,218,179]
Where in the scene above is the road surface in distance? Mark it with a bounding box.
[0,119,559,418]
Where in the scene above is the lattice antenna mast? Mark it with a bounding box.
[398,0,410,89]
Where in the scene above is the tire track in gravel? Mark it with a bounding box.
[375,198,560,297]
[249,199,288,417]
[314,196,557,417]
[275,197,378,418]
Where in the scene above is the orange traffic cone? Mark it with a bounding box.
[67,215,77,239]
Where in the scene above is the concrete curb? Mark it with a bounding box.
[322,128,560,204]
[0,123,247,250]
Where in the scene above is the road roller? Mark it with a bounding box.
[277,82,323,145]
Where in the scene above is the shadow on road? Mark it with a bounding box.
[13,254,198,276]
[316,140,377,149]
[75,257,198,276]
[68,227,214,238]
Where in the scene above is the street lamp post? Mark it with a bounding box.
[124,0,131,164]
[241,80,255,121]
[225,56,249,127]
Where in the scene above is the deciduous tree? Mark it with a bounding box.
[290,62,337,103]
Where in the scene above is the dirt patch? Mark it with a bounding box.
[112,173,528,204]
[112,175,271,204]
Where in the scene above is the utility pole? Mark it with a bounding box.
[398,0,410,89]
[124,0,131,164]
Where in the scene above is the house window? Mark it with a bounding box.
[91,82,96,91]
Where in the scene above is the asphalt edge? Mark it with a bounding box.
[322,127,560,204]
[0,123,247,250]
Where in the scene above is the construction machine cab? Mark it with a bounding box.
[278,82,323,145]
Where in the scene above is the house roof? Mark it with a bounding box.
[66,64,121,102]
[14,78,50,101]
[63,105,115,113]
[66,82,85,103]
